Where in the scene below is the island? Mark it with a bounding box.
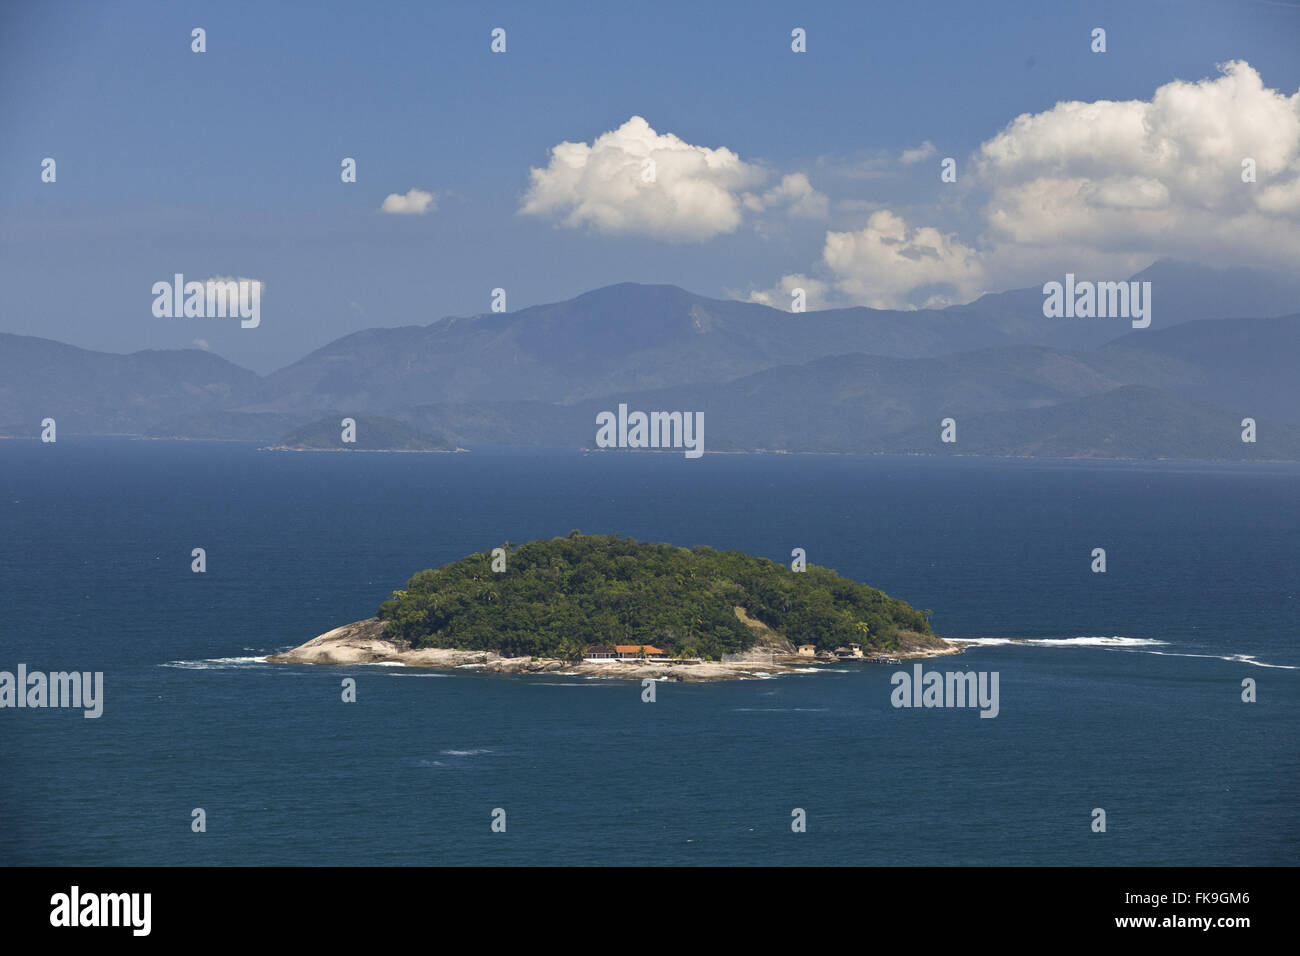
[267,532,965,680]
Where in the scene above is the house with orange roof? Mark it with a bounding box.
[615,644,667,660]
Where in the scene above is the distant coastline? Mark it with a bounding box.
[261,444,468,453]
[4,434,1297,465]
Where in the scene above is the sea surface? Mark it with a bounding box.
[1,440,1296,865]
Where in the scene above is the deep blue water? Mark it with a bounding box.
[1,440,1296,865]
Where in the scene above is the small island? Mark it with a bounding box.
[268,532,963,680]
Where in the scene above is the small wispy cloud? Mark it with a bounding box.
[742,173,829,220]
[899,140,938,164]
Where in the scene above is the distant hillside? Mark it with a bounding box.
[397,345,1279,459]
[146,410,313,442]
[260,260,1300,412]
[564,343,1207,452]
[268,415,455,451]
[0,333,261,435]
[883,386,1300,460]
[957,259,1300,353]
[1100,314,1300,421]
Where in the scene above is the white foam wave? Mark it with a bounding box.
[732,707,830,712]
[160,655,269,669]
[957,636,1168,648]
[955,636,1296,669]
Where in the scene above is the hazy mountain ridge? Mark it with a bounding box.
[2,262,1297,459]
[253,260,1300,411]
[1101,314,1300,420]
[394,348,1294,460]
[0,332,264,435]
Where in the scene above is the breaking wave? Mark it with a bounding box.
[957,636,1168,648]
[160,655,270,669]
[956,636,1295,669]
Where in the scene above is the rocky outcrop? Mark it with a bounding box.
[266,617,966,680]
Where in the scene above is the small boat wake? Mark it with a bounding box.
[1142,650,1297,669]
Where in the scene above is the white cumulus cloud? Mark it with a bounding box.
[822,210,985,309]
[748,60,1300,308]
[975,60,1300,269]
[519,115,768,241]
[743,273,832,310]
[380,188,437,215]
[753,211,984,310]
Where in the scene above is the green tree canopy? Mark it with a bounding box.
[377,533,935,661]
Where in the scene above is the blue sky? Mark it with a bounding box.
[2,0,1298,372]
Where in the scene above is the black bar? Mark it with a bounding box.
[5,866,1285,942]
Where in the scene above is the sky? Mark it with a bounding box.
[2,0,1298,372]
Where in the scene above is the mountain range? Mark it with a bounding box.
[2,260,1297,460]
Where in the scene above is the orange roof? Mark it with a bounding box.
[615,644,666,655]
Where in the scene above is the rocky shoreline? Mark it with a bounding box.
[265,618,970,682]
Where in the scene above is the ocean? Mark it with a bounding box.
[1,440,1296,865]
